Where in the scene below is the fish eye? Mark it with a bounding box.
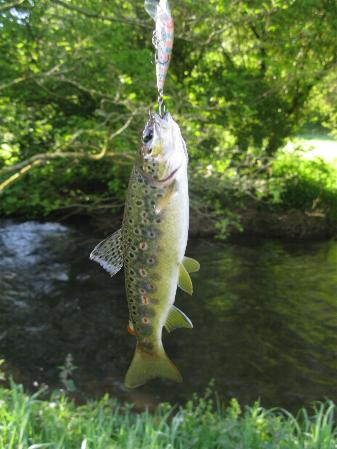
[143,130,153,144]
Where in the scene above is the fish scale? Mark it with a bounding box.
[122,167,166,349]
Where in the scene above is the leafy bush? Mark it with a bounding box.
[271,151,337,218]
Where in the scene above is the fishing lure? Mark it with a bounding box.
[144,0,174,109]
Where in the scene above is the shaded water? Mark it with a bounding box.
[0,220,336,411]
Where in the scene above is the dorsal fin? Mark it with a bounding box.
[90,228,123,277]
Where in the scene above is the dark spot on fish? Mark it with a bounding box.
[137,326,152,336]
[147,230,156,239]
[147,256,156,265]
[147,283,156,292]
[138,306,155,317]
[141,341,154,352]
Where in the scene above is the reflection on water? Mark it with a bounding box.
[0,220,336,411]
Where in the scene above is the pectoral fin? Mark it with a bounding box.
[155,181,176,214]
[165,305,193,333]
[90,228,123,277]
[183,256,200,273]
[178,263,193,295]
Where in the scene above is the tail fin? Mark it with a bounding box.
[124,344,182,389]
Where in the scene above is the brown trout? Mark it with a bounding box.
[90,111,199,388]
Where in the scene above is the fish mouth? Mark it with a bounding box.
[150,111,171,126]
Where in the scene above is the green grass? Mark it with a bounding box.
[0,380,336,449]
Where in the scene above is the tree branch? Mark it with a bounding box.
[0,114,135,193]
[51,0,150,29]
[0,62,68,92]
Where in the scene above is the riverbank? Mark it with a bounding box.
[54,205,336,241]
[2,135,337,241]
[1,380,336,449]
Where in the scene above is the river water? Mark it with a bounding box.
[0,220,336,411]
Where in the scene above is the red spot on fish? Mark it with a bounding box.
[139,288,146,294]
[141,295,149,305]
[142,317,150,324]
[139,242,148,251]
[139,267,148,277]
[127,325,136,336]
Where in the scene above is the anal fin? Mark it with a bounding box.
[165,305,193,333]
[90,228,123,277]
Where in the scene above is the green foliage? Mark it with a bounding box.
[58,354,77,393]
[0,0,336,219]
[0,158,130,217]
[271,150,337,217]
[0,380,336,449]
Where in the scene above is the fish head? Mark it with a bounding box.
[139,112,187,183]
